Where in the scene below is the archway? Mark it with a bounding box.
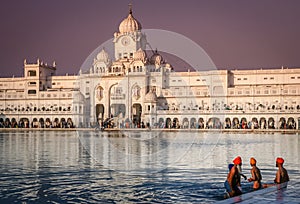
[252,117,258,129]
[279,117,286,129]
[45,118,51,128]
[11,118,17,128]
[173,118,179,128]
[182,118,189,129]
[268,117,275,129]
[287,117,296,129]
[132,103,142,127]
[241,117,247,129]
[225,118,231,129]
[208,117,221,129]
[232,117,239,129]
[67,118,73,128]
[53,118,59,128]
[60,118,66,128]
[39,118,44,128]
[190,118,196,129]
[0,118,4,128]
[259,117,266,129]
[198,118,204,129]
[165,118,171,128]
[158,118,164,128]
[96,104,105,125]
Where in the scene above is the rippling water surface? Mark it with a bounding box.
[0,130,299,203]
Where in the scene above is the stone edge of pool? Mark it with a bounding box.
[0,128,300,134]
[216,182,295,204]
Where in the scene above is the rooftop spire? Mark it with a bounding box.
[129,3,132,14]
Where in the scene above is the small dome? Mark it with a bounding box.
[96,49,110,63]
[73,91,85,103]
[119,8,142,34]
[150,50,163,65]
[144,91,157,102]
[134,48,146,61]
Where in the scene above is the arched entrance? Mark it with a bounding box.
[279,117,286,129]
[165,118,171,128]
[268,117,275,129]
[232,118,239,129]
[225,118,231,129]
[208,117,221,129]
[252,118,258,129]
[39,118,45,128]
[259,117,266,129]
[287,117,296,129]
[132,103,142,126]
[158,118,164,128]
[241,117,247,129]
[182,118,189,129]
[198,118,204,129]
[190,118,196,129]
[173,118,179,128]
[96,104,105,123]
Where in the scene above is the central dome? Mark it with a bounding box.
[119,8,142,34]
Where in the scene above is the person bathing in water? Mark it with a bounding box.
[247,157,262,190]
[263,157,289,188]
[224,156,243,197]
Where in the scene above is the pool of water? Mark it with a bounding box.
[0,130,299,203]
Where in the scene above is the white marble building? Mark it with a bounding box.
[0,7,299,129]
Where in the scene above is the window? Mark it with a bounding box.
[270,77,274,80]
[264,90,269,94]
[238,91,242,95]
[237,78,241,81]
[243,78,247,80]
[28,70,36,76]
[291,90,296,94]
[264,77,267,80]
[229,91,234,95]
[245,91,250,94]
[196,79,200,81]
[148,105,150,111]
[272,90,277,94]
[28,90,36,94]
[28,82,36,85]
[256,90,260,94]
[291,77,295,79]
[52,82,56,85]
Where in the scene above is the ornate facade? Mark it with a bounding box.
[0,7,300,129]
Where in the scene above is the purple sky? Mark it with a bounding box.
[0,0,299,77]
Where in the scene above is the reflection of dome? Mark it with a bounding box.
[96,49,110,63]
[134,48,146,61]
[144,91,157,102]
[150,50,163,64]
[119,8,142,33]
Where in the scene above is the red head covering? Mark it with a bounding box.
[233,156,242,165]
[276,157,284,164]
[250,157,256,165]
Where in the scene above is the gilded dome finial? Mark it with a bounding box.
[129,3,132,14]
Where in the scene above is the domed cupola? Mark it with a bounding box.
[144,90,158,102]
[150,50,163,65]
[119,7,142,34]
[134,48,147,61]
[96,48,110,64]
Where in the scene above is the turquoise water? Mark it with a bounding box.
[0,131,299,203]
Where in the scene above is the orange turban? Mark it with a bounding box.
[233,156,242,165]
[250,157,256,165]
[276,157,284,164]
